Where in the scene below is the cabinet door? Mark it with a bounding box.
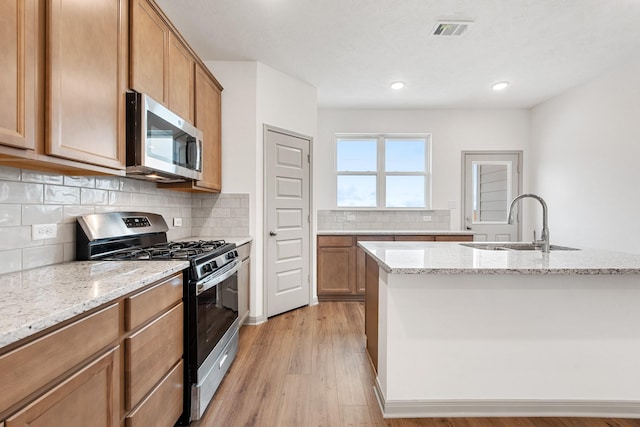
[193,65,222,191]
[356,235,393,294]
[168,34,194,123]
[130,0,168,105]
[0,0,37,150]
[46,0,126,170]
[317,246,356,296]
[6,347,120,427]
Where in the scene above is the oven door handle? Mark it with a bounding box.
[196,260,241,296]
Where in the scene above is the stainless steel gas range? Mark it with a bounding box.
[76,211,240,424]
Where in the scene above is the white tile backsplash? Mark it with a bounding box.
[317,209,451,231]
[45,185,80,205]
[22,205,64,225]
[0,182,44,204]
[0,166,250,274]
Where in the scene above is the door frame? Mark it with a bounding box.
[262,124,314,319]
[460,150,523,240]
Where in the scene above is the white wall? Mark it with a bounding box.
[530,59,640,254]
[317,109,531,230]
[206,60,317,322]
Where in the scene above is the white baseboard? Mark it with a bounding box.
[244,314,267,325]
[373,380,640,419]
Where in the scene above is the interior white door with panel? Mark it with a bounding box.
[462,152,522,241]
[265,125,311,317]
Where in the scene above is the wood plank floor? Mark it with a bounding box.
[192,302,640,427]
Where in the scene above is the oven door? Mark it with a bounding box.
[194,260,240,369]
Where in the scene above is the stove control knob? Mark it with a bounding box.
[226,251,237,259]
[202,263,212,274]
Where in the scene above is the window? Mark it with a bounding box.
[336,134,431,208]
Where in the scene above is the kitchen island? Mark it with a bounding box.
[360,241,640,419]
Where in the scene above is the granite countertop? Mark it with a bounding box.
[359,241,640,275]
[317,230,474,235]
[0,260,188,349]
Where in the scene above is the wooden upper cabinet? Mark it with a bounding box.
[0,0,37,151]
[168,34,194,123]
[194,65,222,191]
[46,0,127,170]
[159,64,222,192]
[130,0,168,105]
[130,0,195,124]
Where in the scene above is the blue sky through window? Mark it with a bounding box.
[336,136,429,208]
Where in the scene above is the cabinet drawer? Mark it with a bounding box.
[394,235,436,241]
[356,235,394,242]
[125,273,183,331]
[317,235,354,247]
[125,303,183,410]
[435,235,473,241]
[125,360,183,427]
[0,304,119,414]
[6,347,119,427]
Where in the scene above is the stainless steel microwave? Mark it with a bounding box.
[126,92,203,182]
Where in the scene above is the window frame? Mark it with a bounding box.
[335,133,432,209]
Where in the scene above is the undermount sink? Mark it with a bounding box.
[460,242,580,251]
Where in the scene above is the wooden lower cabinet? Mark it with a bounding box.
[317,233,473,301]
[364,254,379,372]
[125,303,183,410]
[6,347,120,427]
[125,360,183,427]
[0,272,184,427]
[317,236,357,300]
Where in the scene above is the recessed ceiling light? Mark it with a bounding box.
[492,81,510,91]
[391,81,405,90]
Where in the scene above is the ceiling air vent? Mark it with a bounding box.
[432,20,473,36]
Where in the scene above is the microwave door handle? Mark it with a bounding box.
[196,260,241,296]
[186,137,202,172]
[195,138,202,171]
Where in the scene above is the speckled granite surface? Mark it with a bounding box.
[317,230,474,236]
[0,260,188,349]
[360,241,640,275]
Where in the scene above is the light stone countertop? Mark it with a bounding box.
[0,260,188,350]
[359,241,640,275]
[317,230,474,235]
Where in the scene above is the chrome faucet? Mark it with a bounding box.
[507,193,550,253]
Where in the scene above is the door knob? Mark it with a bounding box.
[269,231,277,236]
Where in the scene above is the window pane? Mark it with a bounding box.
[337,139,377,171]
[385,176,425,207]
[472,161,510,223]
[337,175,376,207]
[385,139,425,172]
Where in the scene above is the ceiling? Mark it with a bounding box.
[155,0,640,109]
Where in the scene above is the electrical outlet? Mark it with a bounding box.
[32,224,57,240]
[422,215,432,222]
[173,218,183,227]
[346,215,356,221]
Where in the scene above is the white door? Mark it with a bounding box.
[462,152,522,242]
[264,126,311,317]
